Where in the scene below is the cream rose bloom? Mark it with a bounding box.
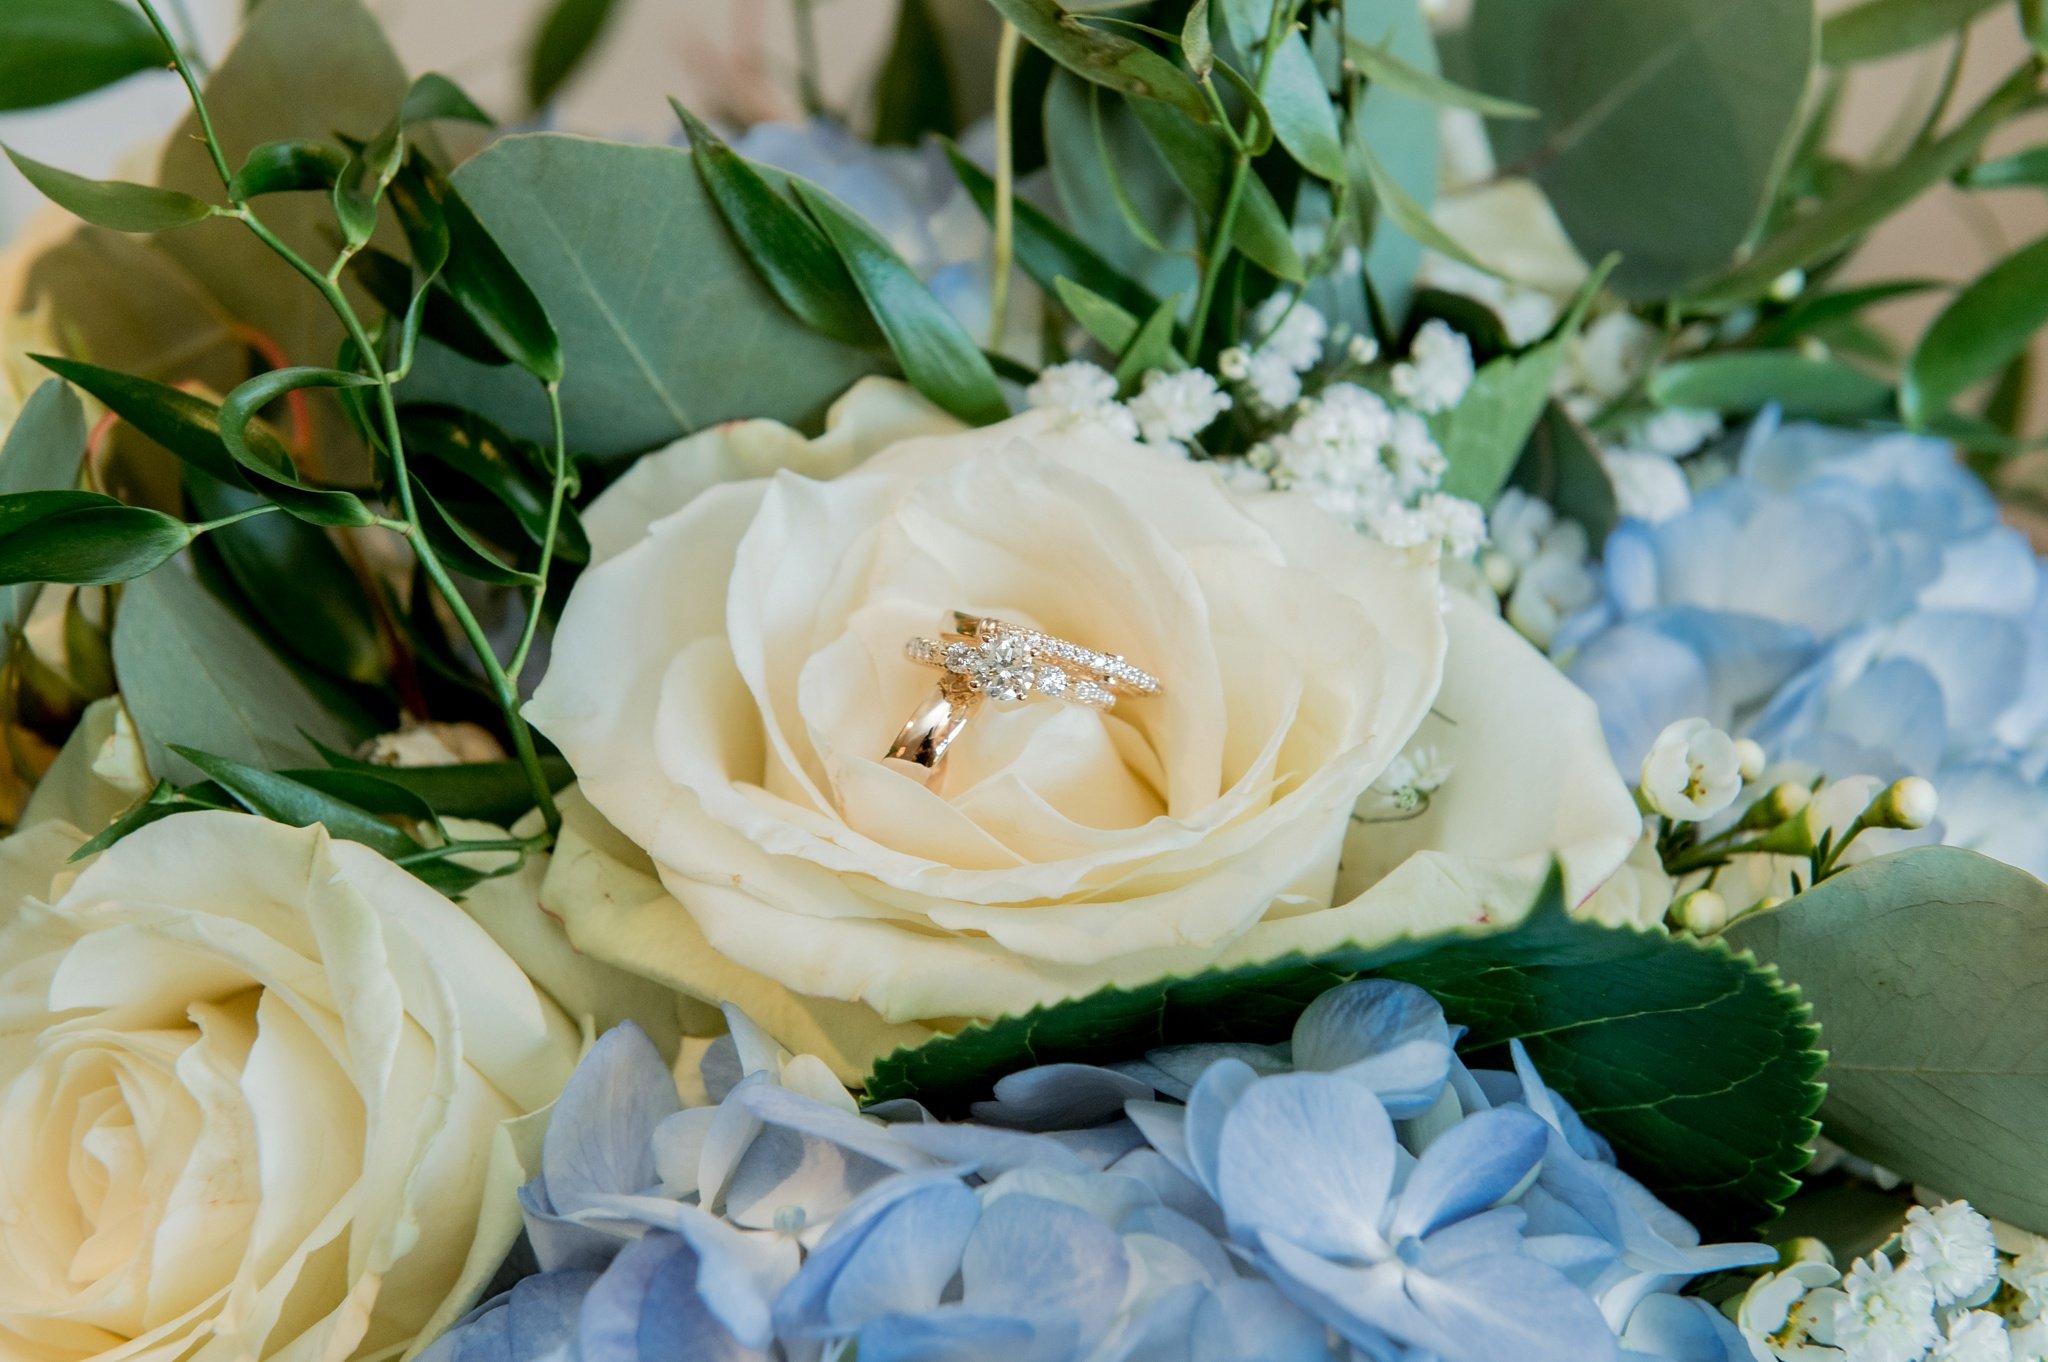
[0,779,582,1360]
[527,380,1642,1077]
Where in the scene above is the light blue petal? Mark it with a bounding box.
[777,1171,977,1336]
[1637,607,1816,722]
[579,1232,767,1362]
[1389,1108,1547,1242]
[1879,610,2025,740]
[1921,527,2039,615]
[665,1204,799,1348]
[970,1064,1153,1131]
[961,1192,1131,1337]
[1183,1059,1260,1201]
[542,1023,679,1218]
[1140,1043,1292,1101]
[1192,1279,1339,1362]
[1214,1073,1396,1259]
[1814,656,1948,777]
[1290,980,1453,1118]
[1108,1145,1227,1235]
[858,1311,1042,1362]
[1122,1204,1237,1284]
[1400,1252,1623,1362]
[419,1270,598,1362]
[819,1181,980,1328]
[1046,1120,1147,1170]
[1125,1101,1196,1186]
[1567,625,1712,771]
[885,1122,1091,1177]
[1619,1293,1749,1362]
[1933,762,2048,881]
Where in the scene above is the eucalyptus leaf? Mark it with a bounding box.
[1434,340,1565,503]
[527,0,622,108]
[1821,0,2002,63]
[1650,351,1892,420]
[1263,28,1347,182]
[870,867,1822,1237]
[1903,231,2048,426]
[112,565,360,783]
[674,102,881,350]
[0,0,166,112]
[403,135,883,460]
[948,143,1160,322]
[4,148,216,234]
[1342,33,1535,119]
[1356,138,1487,276]
[794,180,1010,426]
[985,0,1213,126]
[0,493,193,587]
[1472,0,1816,299]
[1726,847,2048,1233]
[1347,0,1441,328]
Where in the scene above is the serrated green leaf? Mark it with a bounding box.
[1263,28,1347,182]
[986,0,1213,126]
[4,146,215,233]
[1821,0,2002,63]
[870,867,1822,1237]
[228,139,349,199]
[794,180,1009,426]
[948,143,1161,323]
[1054,276,1144,353]
[112,565,360,783]
[526,0,621,108]
[674,102,881,350]
[1903,231,2048,426]
[0,493,193,587]
[1727,847,2048,1233]
[1651,351,1892,420]
[1343,32,1536,119]
[875,0,958,144]
[1434,340,1565,503]
[0,0,166,112]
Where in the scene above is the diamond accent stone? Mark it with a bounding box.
[1035,668,1069,698]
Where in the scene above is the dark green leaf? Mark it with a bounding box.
[1822,0,2002,63]
[1043,74,1200,302]
[172,744,419,859]
[673,102,881,349]
[1650,351,1892,420]
[393,155,563,383]
[2026,0,2048,55]
[1756,279,1943,346]
[1434,340,1566,502]
[1181,0,1216,79]
[1343,33,1536,119]
[985,0,1212,126]
[310,744,574,823]
[410,477,536,587]
[871,867,1822,1237]
[401,72,493,128]
[0,380,88,631]
[33,355,247,486]
[1264,28,1347,183]
[1903,231,2048,426]
[793,180,1009,426]
[1510,402,1619,547]
[526,0,621,108]
[1129,99,1304,280]
[947,142,1161,322]
[1960,145,2048,190]
[218,367,379,525]
[1054,276,1144,353]
[0,0,165,111]
[404,406,587,559]
[63,591,115,699]
[401,136,883,459]
[4,146,215,233]
[350,247,511,367]
[1686,67,2034,309]
[112,564,361,782]
[875,0,958,145]
[279,766,439,823]
[69,780,231,862]
[1474,0,1816,299]
[1114,295,1186,388]
[1727,847,2048,1233]
[227,140,349,199]
[0,493,192,586]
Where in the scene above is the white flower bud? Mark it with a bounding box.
[1738,780,1812,831]
[1347,334,1380,365]
[1218,347,1251,381]
[1673,889,1728,935]
[1734,738,1767,782]
[1768,268,1807,303]
[1639,718,1743,822]
[1873,776,1939,831]
[1480,548,1519,595]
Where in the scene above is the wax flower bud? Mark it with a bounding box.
[1737,780,1812,832]
[1673,888,1729,935]
[1867,776,1939,831]
[1734,738,1767,783]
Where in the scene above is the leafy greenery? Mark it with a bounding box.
[0,0,168,112]
[1651,352,1893,421]
[870,870,1822,1238]
[1727,848,2048,1234]
[526,0,623,109]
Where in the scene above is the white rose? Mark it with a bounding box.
[1640,717,1743,822]
[526,381,1640,1076]
[0,806,582,1361]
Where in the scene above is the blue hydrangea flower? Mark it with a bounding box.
[422,982,1764,1362]
[1559,413,2048,877]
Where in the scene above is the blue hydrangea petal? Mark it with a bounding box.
[1107,1145,1227,1235]
[579,1232,769,1362]
[961,1191,1131,1337]
[1388,1107,1548,1242]
[1183,1058,1261,1202]
[886,1121,1093,1177]
[776,1172,974,1338]
[1618,1292,1751,1362]
[1568,624,1713,771]
[969,1064,1154,1131]
[541,1023,680,1218]
[857,1311,1042,1362]
[1214,1073,1397,1259]
[1121,1204,1237,1284]
[1289,980,1453,1117]
[1190,1279,1340,1362]
[817,1180,980,1329]
[1139,1043,1293,1101]
[1399,1250,1625,1362]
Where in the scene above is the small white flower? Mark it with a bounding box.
[1028,360,1119,414]
[1640,717,1744,821]
[1388,410,1447,497]
[1507,545,1599,650]
[1129,369,1232,448]
[1738,1261,1847,1362]
[1218,346,1252,381]
[1633,406,1723,460]
[1362,499,1435,549]
[1603,450,1693,523]
[1252,294,1329,371]
[2004,1247,2048,1322]
[1903,1202,2000,1306]
[1244,347,1305,409]
[1489,488,1558,570]
[1347,334,1381,365]
[1391,319,1476,414]
[1929,1311,2013,1362]
[2009,1318,2048,1362]
[1215,459,1273,493]
[1372,744,1453,811]
[1835,1254,1939,1362]
[1421,493,1487,559]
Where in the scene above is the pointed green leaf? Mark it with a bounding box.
[948,142,1161,323]
[0,492,192,587]
[0,0,166,111]
[1651,351,1893,420]
[1960,145,2048,190]
[1114,295,1187,388]
[1355,137,1490,276]
[875,0,958,145]
[69,780,232,862]
[401,72,493,127]
[526,0,622,108]
[399,156,563,383]
[173,745,419,860]
[227,139,350,199]
[1129,99,1304,281]
[411,477,537,587]
[793,180,1009,426]
[1434,340,1566,503]
[1903,231,2048,426]
[308,741,574,823]
[0,380,88,631]
[218,366,379,526]
[404,406,588,560]
[1347,0,1441,331]
[1822,0,2002,63]
[1756,279,1943,346]
[1343,33,1536,118]
[1263,28,1348,182]
[4,146,214,233]
[34,354,255,487]
[985,0,1212,125]
[1054,276,1144,353]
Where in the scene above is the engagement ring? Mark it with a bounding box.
[885,612,1160,783]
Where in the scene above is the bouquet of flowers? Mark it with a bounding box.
[3,0,2048,1358]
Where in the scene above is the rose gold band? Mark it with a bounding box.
[883,676,980,786]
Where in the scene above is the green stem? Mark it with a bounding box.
[134,0,232,189]
[162,0,210,81]
[792,0,827,118]
[508,384,572,680]
[192,503,284,535]
[987,22,1023,352]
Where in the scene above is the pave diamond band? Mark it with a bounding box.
[887,611,1161,786]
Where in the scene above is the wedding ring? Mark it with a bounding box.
[886,612,1160,784]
